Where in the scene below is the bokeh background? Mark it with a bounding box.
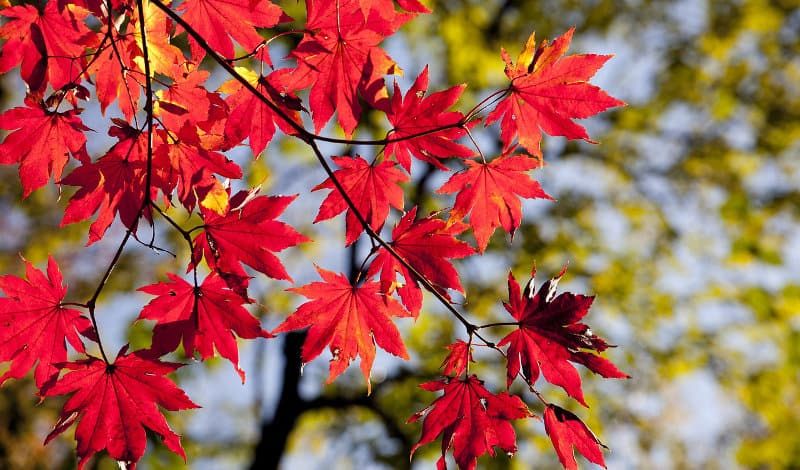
[1,0,799,468]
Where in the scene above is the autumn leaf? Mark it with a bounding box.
[273,266,410,393]
[440,340,474,377]
[313,155,409,246]
[176,0,290,60]
[43,347,199,470]
[366,207,474,316]
[383,66,473,172]
[544,404,608,470]
[138,272,269,381]
[154,122,243,212]
[0,97,90,197]
[192,191,310,291]
[60,122,153,245]
[276,0,417,136]
[498,266,628,406]
[436,149,553,252]
[87,27,142,120]
[485,28,625,156]
[0,2,94,93]
[221,67,303,156]
[0,256,94,390]
[408,375,531,470]
[155,63,214,127]
[131,0,183,76]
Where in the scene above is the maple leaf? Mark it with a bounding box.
[154,123,242,212]
[0,97,90,197]
[43,347,199,470]
[485,28,625,156]
[440,340,474,377]
[138,272,270,381]
[131,0,184,76]
[366,207,474,316]
[0,256,94,390]
[192,191,310,291]
[497,266,628,406]
[384,66,474,172]
[87,27,143,120]
[177,0,290,60]
[276,0,417,136]
[273,266,410,393]
[544,404,608,470]
[60,122,154,245]
[436,149,553,252]
[0,2,94,93]
[408,375,531,470]
[155,63,214,127]
[220,67,303,156]
[313,155,409,246]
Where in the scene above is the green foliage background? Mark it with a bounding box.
[1,0,798,468]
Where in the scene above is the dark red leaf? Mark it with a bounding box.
[366,207,474,316]
[138,272,270,381]
[544,404,607,470]
[0,97,90,197]
[192,192,310,287]
[60,123,154,245]
[486,28,625,156]
[313,155,409,246]
[440,340,474,377]
[437,149,553,252]
[383,66,473,172]
[498,266,628,405]
[276,0,418,136]
[0,256,93,390]
[177,0,290,60]
[409,375,531,470]
[44,348,199,470]
[273,266,410,393]
[0,2,94,93]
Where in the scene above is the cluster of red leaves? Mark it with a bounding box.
[410,266,628,470]
[0,0,625,468]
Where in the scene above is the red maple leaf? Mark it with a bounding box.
[87,27,142,120]
[0,256,94,390]
[497,266,628,406]
[273,266,410,393]
[176,0,290,60]
[154,123,243,212]
[0,2,94,93]
[155,63,214,128]
[276,0,418,136]
[313,155,409,246]
[383,66,474,172]
[436,149,552,252]
[440,340,474,377]
[366,207,474,316]
[192,191,310,289]
[43,347,199,470]
[485,28,625,156]
[408,375,531,470]
[221,69,303,156]
[544,404,608,470]
[60,122,154,245]
[138,272,270,381]
[0,97,90,197]
[131,0,184,76]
